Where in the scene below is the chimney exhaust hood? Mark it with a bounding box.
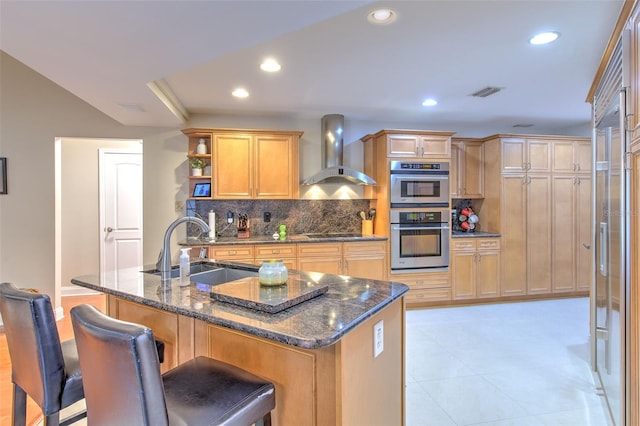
[302,114,376,185]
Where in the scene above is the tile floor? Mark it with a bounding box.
[405,297,613,426]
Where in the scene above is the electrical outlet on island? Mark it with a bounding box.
[373,320,384,358]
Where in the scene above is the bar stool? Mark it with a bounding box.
[70,304,275,426]
[0,282,86,426]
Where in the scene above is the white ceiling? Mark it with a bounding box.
[0,0,624,136]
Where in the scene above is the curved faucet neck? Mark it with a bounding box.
[157,216,210,280]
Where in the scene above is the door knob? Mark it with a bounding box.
[105,227,113,233]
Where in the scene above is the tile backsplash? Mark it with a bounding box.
[186,199,371,239]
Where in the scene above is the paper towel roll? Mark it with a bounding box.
[208,211,216,239]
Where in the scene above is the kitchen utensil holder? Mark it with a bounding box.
[361,219,373,236]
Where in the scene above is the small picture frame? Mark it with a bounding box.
[192,182,211,197]
[0,157,6,194]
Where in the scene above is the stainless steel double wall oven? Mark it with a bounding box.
[389,161,450,272]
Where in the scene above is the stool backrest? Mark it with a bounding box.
[70,304,168,426]
[0,282,67,413]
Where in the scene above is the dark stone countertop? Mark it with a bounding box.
[71,261,408,350]
[180,234,387,246]
[452,231,501,238]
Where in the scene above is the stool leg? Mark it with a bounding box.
[262,412,272,426]
[43,413,60,426]
[12,383,27,426]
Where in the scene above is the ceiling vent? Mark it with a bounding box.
[470,86,503,98]
[513,123,534,128]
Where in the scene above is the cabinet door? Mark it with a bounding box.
[526,140,551,173]
[575,141,592,173]
[576,175,592,291]
[343,253,387,280]
[386,135,420,158]
[214,134,252,199]
[526,175,552,294]
[552,141,576,174]
[254,134,297,199]
[551,175,577,292]
[451,249,476,299]
[477,250,500,298]
[462,142,484,198]
[419,135,450,157]
[450,141,462,198]
[501,139,526,172]
[501,175,527,295]
[297,257,342,275]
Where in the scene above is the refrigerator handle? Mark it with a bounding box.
[599,222,608,276]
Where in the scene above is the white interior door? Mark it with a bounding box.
[99,150,143,281]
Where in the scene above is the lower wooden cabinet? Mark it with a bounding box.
[206,240,388,281]
[451,238,501,300]
[390,270,451,307]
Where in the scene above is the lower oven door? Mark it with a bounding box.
[390,224,450,270]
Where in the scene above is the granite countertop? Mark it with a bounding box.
[180,234,388,246]
[71,261,408,350]
[452,231,501,238]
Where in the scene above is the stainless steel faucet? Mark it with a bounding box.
[156,216,210,281]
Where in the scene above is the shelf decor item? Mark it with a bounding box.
[0,157,6,194]
[196,138,208,154]
[189,158,206,176]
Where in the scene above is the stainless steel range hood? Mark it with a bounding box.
[302,114,376,185]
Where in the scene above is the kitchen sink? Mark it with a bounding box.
[189,267,258,286]
[143,261,220,278]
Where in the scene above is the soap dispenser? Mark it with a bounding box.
[179,248,191,286]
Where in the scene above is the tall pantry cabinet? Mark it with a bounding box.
[482,135,591,297]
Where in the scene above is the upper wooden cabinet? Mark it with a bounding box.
[451,139,484,198]
[551,140,591,174]
[501,137,551,173]
[183,128,302,200]
[362,129,454,159]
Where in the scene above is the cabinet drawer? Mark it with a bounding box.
[209,245,255,259]
[297,243,342,257]
[405,288,452,303]
[343,240,386,255]
[477,238,500,250]
[255,244,296,258]
[451,239,476,250]
[391,271,450,289]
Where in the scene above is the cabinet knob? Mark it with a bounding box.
[105,227,113,233]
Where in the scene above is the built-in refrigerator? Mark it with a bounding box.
[592,36,631,426]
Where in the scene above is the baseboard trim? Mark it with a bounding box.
[62,285,100,297]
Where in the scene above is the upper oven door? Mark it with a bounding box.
[390,174,449,207]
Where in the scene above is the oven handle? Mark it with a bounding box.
[391,225,450,231]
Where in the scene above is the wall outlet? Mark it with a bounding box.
[264,212,271,222]
[373,320,384,358]
[227,211,234,223]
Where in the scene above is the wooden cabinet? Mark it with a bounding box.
[182,129,213,199]
[203,240,388,281]
[342,241,387,280]
[255,244,297,270]
[501,137,551,173]
[552,140,591,174]
[183,128,302,200]
[451,238,500,300]
[296,241,388,280]
[363,129,453,159]
[390,270,451,307]
[213,130,301,199]
[451,139,484,198]
[552,174,592,293]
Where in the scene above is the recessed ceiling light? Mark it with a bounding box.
[367,8,396,25]
[232,88,249,98]
[422,98,438,107]
[260,58,281,72]
[529,31,560,45]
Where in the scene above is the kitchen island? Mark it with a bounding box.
[72,261,408,425]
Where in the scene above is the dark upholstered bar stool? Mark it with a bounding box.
[0,282,86,426]
[70,304,276,426]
